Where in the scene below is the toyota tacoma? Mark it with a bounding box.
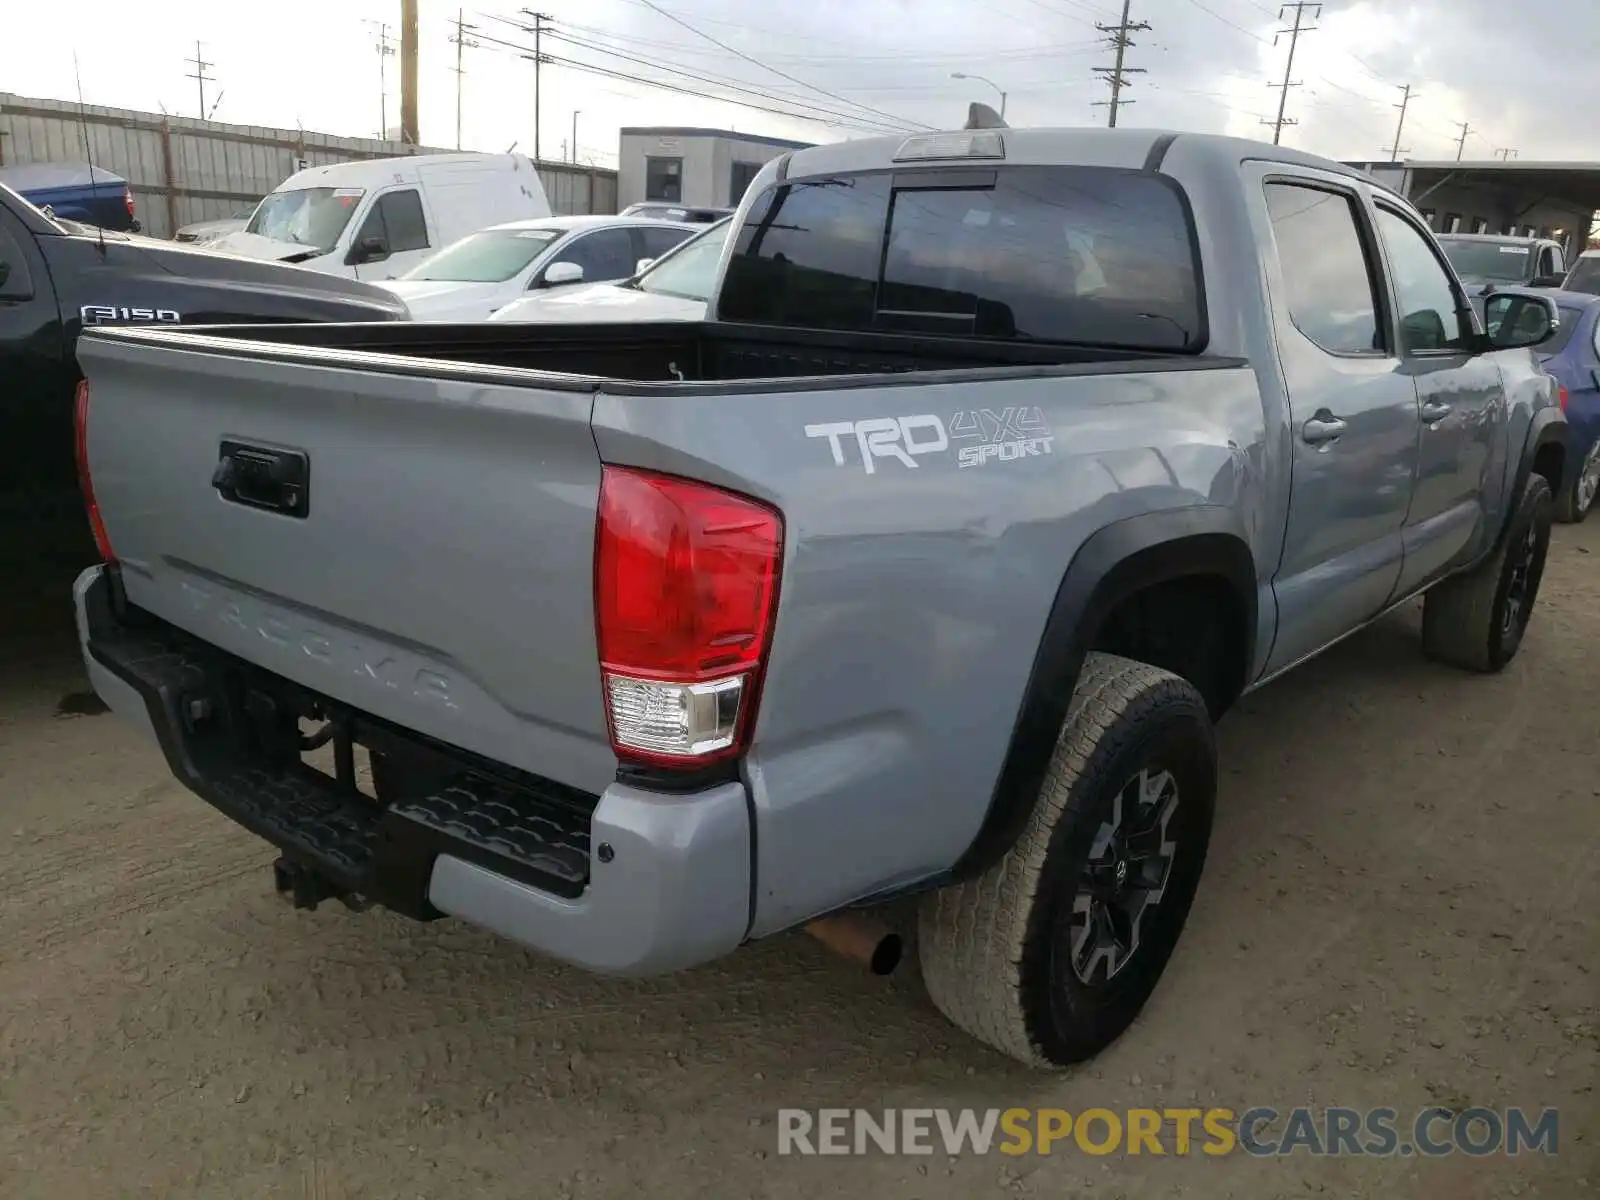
[71,128,1567,1068]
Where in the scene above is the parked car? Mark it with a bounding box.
[174,208,257,245]
[1436,233,1569,298]
[620,201,732,224]
[1520,290,1600,522]
[0,180,406,540]
[489,215,729,324]
[207,152,549,280]
[72,127,1566,1071]
[0,161,140,232]
[1562,249,1600,295]
[377,215,699,322]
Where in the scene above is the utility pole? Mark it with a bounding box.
[521,11,553,163]
[571,110,580,163]
[1454,121,1472,162]
[1495,147,1519,161]
[449,10,480,152]
[1387,84,1414,163]
[183,41,215,121]
[400,0,419,145]
[1263,2,1318,145]
[1091,0,1150,129]
[365,20,397,139]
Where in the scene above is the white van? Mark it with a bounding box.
[208,153,550,281]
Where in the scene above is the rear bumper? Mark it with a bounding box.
[74,565,751,976]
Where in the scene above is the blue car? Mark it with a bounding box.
[1533,290,1600,522]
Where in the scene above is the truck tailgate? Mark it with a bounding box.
[77,331,617,796]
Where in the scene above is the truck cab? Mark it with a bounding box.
[0,161,139,232]
[208,153,552,281]
[1436,232,1569,296]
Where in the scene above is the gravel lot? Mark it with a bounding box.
[1,525,1595,1199]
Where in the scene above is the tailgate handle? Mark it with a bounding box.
[212,441,310,518]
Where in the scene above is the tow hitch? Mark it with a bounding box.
[272,856,368,912]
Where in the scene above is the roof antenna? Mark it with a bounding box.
[71,51,107,256]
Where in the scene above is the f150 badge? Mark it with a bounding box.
[81,305,181,326]
[806,406,1054,474]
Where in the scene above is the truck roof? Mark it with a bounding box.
[0,160,129,191]
[275,151,537,193]
[1436,232,1555,246]
[773,127,1394,194]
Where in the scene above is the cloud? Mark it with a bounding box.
[0,0,1592,166]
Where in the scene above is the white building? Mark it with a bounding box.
[617,126,814,211]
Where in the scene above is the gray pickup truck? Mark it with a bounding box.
[72,127,1568,1070]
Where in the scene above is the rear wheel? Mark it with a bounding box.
[1555,437,1600,524]
[1422,474,1553,673]
[917,653,1216,1068]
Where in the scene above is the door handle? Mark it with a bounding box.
[1419,400,1453,424]
[1301,412,1348,447]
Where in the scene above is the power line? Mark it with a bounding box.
[1387,83,1414,163]
[1263,2,1317,146]
[1090,0,1149,128]
[449,9,481,151]
[538,29,911,130]
[468,26,911,135]
[622,0,931,130]
[183,40,215,121]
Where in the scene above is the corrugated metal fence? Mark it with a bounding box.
[0,93,618,238]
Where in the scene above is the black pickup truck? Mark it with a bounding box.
[0,182,408,544]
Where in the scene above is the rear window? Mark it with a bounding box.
[718,166,1204,352]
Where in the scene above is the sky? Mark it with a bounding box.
[0,0,1591,168]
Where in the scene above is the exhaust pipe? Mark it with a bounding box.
[804,912,903,976]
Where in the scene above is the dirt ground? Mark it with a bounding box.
[0,526,1595,1200]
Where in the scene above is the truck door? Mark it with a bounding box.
[0,205,74,525]
[347,187,434,280]
[1370,203,1507,596]
[1255,172,1420,675]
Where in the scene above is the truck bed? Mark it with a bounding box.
[154,318,1203,387]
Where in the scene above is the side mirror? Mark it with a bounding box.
[542,260,584,287]
[635,257,654,275]
[1529,273,1566,289]
[1483,291,1561,351]
[347,235,389,266]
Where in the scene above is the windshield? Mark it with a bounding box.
[1565,256,1600,296]
[400,227,561,282]
[1439,238,1534,283]
[637,220,731,300]
[245,186,364,252]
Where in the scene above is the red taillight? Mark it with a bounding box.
[595,465,783,768]
[124,187,135,217]
[73,380,116,565]
[1558,383,1569,411]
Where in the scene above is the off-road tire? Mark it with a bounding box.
[917,652,1216,1069]
[1422,474,1553,673]
[1554,438,1598,525]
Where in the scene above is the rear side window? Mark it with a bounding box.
[719,167,1204,352]
[1264,182,1381,356]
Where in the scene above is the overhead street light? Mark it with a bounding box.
[951,72,1006,119]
